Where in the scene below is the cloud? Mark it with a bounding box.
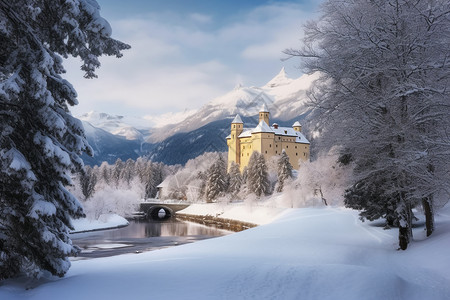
[189,13,212,24]
[66,2,318,117]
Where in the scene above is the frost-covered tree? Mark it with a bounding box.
[205,155,228,203]
[276,150,293,193]
[228,161,242,198]
[0,0,129,278]
[247,152,270,197]
[286,0,450,249]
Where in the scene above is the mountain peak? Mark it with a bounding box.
[264,67,293,88]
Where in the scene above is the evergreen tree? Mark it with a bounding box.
[111,158,124,187]
[120,158,136,188]
[276,150,293,193]
[0,0,129,278]
[228,161,242,198]
[285,0,450,249]
[247,152,270,197]
[79,165,97,200]
[205,155,227,203]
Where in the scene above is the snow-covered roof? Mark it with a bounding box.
[231,114,243,124]
[292,121,301,127]
[238,128,253,138]
[252,120,274,133]
[260,104,269,113]
[234,122,309,144]
[271,126,310,144]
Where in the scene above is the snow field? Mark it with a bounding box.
[1,206,450,299]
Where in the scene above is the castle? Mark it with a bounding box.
[226,104,310,172]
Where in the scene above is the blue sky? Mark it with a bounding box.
[66,0,323,118]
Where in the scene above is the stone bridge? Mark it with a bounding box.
[139,202,190,219]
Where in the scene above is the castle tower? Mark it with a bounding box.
[292,121,302,132]
[227,114,243,170]
[259,104,269,125]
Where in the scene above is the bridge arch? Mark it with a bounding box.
[146,205,174,220]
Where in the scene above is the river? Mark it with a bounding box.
[70,218,231,259]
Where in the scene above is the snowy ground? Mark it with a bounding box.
[70,214,129,233]
[1,205,450,299]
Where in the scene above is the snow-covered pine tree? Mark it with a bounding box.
[79,165,97,200]
[144,162,164,199]
[111,158,124,186]
[247,152,270,197]
[120,158,136,188]
[0,0,129,278]
[98,161,112,186]
[285,0,450,249]
[205,155,227,203]
[228,161,242,198]
[276,150,293,193]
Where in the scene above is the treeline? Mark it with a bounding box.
[159,150,350,206]
[72,158,176,218]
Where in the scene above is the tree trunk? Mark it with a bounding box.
[398,201,412,250]
[422,196,434,237]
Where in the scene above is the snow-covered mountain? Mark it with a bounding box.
[79,69,317,165]
[78,111,152,141]
[149,68,319,142]
[80,121,145,165]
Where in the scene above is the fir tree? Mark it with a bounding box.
[205,155,227,203]
[79,165,97,200]
[228,161,242,198]
[276,150,293,193]
[247,152,270,197]
[0,0,129,278]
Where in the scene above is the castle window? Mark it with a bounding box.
[296,153,298,156]
[269,144,271,148]
[278,137,281,140]
[295,146,297,149]
[233,125,235,128]
[243,146,245,149]
[232,134,234,138]
[276,151,277,154]
[286,145,288,148]
[276,144,278,148]
[265,151,267,154]
[284,130,287,134]
[304,153,306,156]
[247,153,249,156]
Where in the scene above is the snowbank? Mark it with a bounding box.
[178,202,288,225]
[70,214,129,233]
[2,207,450,299]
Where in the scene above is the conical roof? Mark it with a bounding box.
[260,103,269,113]
[231,114,243,124]
[292,121,301,127]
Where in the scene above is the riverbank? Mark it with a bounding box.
[70,214,129,234]
[177,202,289,226]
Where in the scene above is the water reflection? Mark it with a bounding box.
[70,219,230,259]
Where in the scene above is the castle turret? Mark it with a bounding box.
[259,104,269,125]
[227,114,243,170]
[292,121,302,132]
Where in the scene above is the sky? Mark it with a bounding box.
[65,0,323,118]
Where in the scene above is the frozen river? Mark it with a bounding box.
[70,218,231,259]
